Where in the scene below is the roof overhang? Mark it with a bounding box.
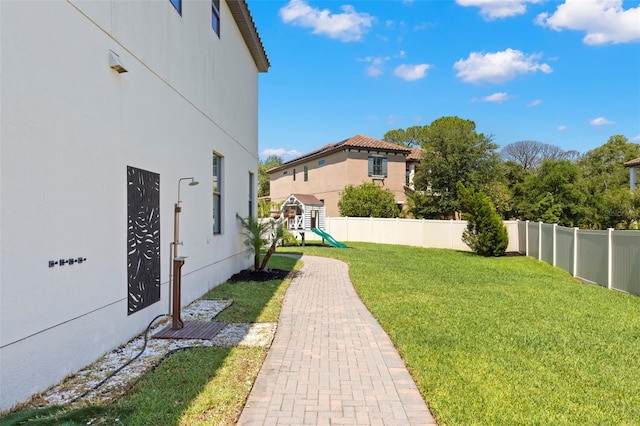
[227,0,270,73]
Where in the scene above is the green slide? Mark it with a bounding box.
[311,228,348,248]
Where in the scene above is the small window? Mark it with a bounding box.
[368,155,387,178]
[213,153,223,234]
[212,0,220,36]
[318,159,325,165]
[293,168,296,181]
[304,166,308,182]
[170,0,181,14]
[283,171,288,175]
[248,172,254,218]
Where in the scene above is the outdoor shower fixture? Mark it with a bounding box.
[171,177,200,329]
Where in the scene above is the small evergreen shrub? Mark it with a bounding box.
[457,182,508,257]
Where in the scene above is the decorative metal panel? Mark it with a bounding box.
[127,166,160,315]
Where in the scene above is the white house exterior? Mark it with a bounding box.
[0,0,269,411]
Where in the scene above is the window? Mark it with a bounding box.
[368,155,387,178]
[212,153,222,234]
[212,0,220,36]
[304,166,308,181]
[170,0,181,14]
[248,172,254,218]
[293,168,296,181]
[318,159,325,165]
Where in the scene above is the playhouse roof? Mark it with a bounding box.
[287,194,324,206]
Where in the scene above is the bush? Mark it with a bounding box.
[457,182,508,257]
[338,182,399,218]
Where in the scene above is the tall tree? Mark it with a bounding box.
[258,155,283,197]
[412,116,500,218]
[501,140,580,170]
[383,126,426,148]
[578,135,640,228]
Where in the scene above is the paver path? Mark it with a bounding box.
[238,255,437,425]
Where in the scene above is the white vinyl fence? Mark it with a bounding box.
[301,217,520,253]
[518,221,640,297]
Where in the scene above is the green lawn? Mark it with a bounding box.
[282,243,640,425]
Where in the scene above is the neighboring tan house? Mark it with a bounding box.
[267,135,421,217]
[0,0,268,410]
[624,157,640,188]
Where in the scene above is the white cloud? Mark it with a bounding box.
[590,117,614,125]
[358,56,390,77]
[260,148,303,160]
[632,134,640,142]
[482,92,510,102]
[456,0,543,20]
[527,99,542,107]
[279,0,374,42]
[536,0,640,45]
[393,64,432,81]
[454,48,552,84]
[557,125,568,132]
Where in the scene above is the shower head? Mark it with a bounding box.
[177,177,199,204]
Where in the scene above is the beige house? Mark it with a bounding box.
[267,135,422,216]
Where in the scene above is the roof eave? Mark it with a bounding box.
[227,0,270,73]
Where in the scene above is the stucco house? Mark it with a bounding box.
[267,135,422,217]
[624,157,640,188]
[0,0,268,411]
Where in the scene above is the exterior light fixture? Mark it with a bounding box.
[109,50,128,73]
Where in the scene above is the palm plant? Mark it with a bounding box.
[236,214,270,270]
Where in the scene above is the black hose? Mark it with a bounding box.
[69,313,169,404]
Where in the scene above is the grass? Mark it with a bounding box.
[279,242,640,425]
[0,255,300,426]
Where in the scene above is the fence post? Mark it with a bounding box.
[538,222,543,260]
[608,228,614,290]
[553,223,557,267]
[525,220,529,257]
[573,227,578,278]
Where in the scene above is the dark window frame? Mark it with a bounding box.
[213,153,222,235]
[212,0,220,37]
[170,0,181,14]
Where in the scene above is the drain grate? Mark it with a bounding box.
[153,321,228,340]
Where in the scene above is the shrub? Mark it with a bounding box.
[457,182,508,257]
[338,182,399,218]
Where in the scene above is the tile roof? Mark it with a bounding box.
[267,135,411,173]
[624,157,640,167]
[407,148,424,161]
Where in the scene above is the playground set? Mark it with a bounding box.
[279,194,347,248]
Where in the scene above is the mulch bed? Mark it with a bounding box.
[228,268,290,283]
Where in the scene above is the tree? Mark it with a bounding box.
[457,182,508,257]
[412,116,500,218]
[338,182,399,217]
[237,214,286,271]
[578,135,640,228]
[501,140,580,170]
[519,159,587,227]
[258,155,283,197]
[383,126,426,148]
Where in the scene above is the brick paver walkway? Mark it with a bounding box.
[238,255,437,425]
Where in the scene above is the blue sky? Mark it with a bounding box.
[249,0,640,161]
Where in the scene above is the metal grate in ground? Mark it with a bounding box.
[153,321,228,340]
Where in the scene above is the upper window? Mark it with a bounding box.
[293,168,296,181]
[304,166,309,182]
[212,0,220,36]
[170,0,181,14]
[213,153,222,234]
[368,155,388,178]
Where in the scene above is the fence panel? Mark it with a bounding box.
[528,222,540,259]
[397,219,426,247]
[540,223,554,265]
[518,220,527,253]
[612,231,640,296]
[576,230,608,287]
[555,226,574,276]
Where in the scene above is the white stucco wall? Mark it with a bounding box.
[0,0,262,410]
